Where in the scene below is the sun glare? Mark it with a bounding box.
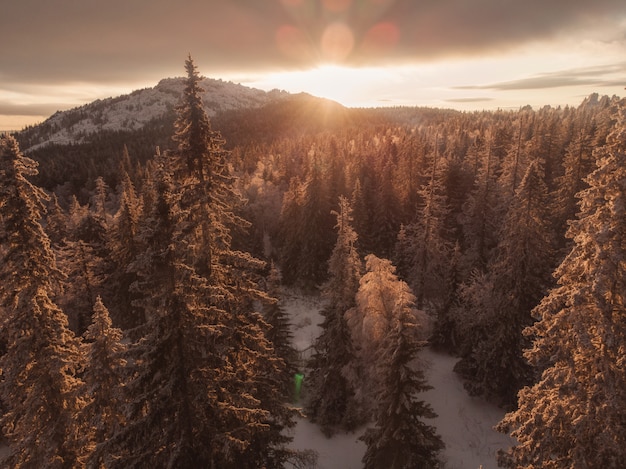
[246,64,395,107]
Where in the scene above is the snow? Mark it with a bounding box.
[287,418,366,469]
[285,289,515,469]
[0,288,515,467]
[23,77,287,151]
[420,348,515,469]
[282,288,326,353]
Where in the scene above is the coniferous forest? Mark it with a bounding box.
[1,57,626,468]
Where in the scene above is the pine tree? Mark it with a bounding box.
[277,176,305,286]
[106,57,298,468]
[57,238,103,335]
[104,149,233,468]
[262,263,298,398]
[394,146,452,310]
[498,113,530,200]
[82,297,127,466]
[497,99,626,468]
[0,135,87,468]
[58,189,110,334]
[45,192,69,246]
[459,131,501,272]
[454,159,554,406]
[361,306,443,469]
[107,170,144,328]
[553,127,595,241]
[307,196,363,434]
[347,255,443,468]
[171,54,235,279]
[371,159,401,258]
[296,157,335,287]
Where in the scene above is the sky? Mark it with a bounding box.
[1,0,626,131]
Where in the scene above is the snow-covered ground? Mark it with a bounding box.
[420,348,515,469]
[283,289,515,469]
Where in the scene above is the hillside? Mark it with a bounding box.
[16,77,289,152]
[13,78,370,191]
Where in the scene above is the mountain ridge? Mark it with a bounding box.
[17,77,291,152]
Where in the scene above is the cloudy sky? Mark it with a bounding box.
[1,0,625,130]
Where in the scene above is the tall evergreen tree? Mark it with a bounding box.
[307,196,363,434]
[106,57,298,468]
[459,132,501,272]
[498,99,626,468]
[361,292,443,469]
[345,255,443,468]
[297,157,335,286]
[0,135,87,468]
[82,296,127,466]
[454,159,554,406]
[262,262,298,398]
[107,170,144,328]
[277,176,305,285]
[394,144,452,310]
[553,127,596,242]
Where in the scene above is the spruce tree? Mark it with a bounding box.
[106,57,298,468]
[497,99,626,468]
[459,132,501,272]
[455,159,554,406]
[45,192,68,246]
[262,263,298,398]
[361,298,443,469]
[82,297,127,466]
[107,170,144,328]
[346,255,443,468]
[0,135,87,468]
[307,196,363,434]
[394,148,452,310]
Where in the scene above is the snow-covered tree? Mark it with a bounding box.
[553,127,596,241]
[107,170,144,328]
[361,304,443,469]
[58,190,110,334]
[45,192,68,246]
[498,113,530,200]
[57,238,103,335]
[0,135,87,468]
[455,159,554,406]
[394,148,453,310]
[105,57,299,468]
[82,296,127,465]
[498,99,626,468]
[307,196,363,433]
[345,257,430,407]
[346,255,442,467]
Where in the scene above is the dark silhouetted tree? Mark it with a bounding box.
[455,159,554,406]
[307,196,363,434]
[0,135,87,468]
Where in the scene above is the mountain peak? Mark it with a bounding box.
[18,78,288,152]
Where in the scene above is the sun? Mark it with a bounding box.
[244,64,395,107]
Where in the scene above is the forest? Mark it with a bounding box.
[1,56,625,468]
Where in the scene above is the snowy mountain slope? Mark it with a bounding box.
[20,77,288,151]
[284,289,513,469]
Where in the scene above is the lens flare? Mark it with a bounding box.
[321,22,355,62]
